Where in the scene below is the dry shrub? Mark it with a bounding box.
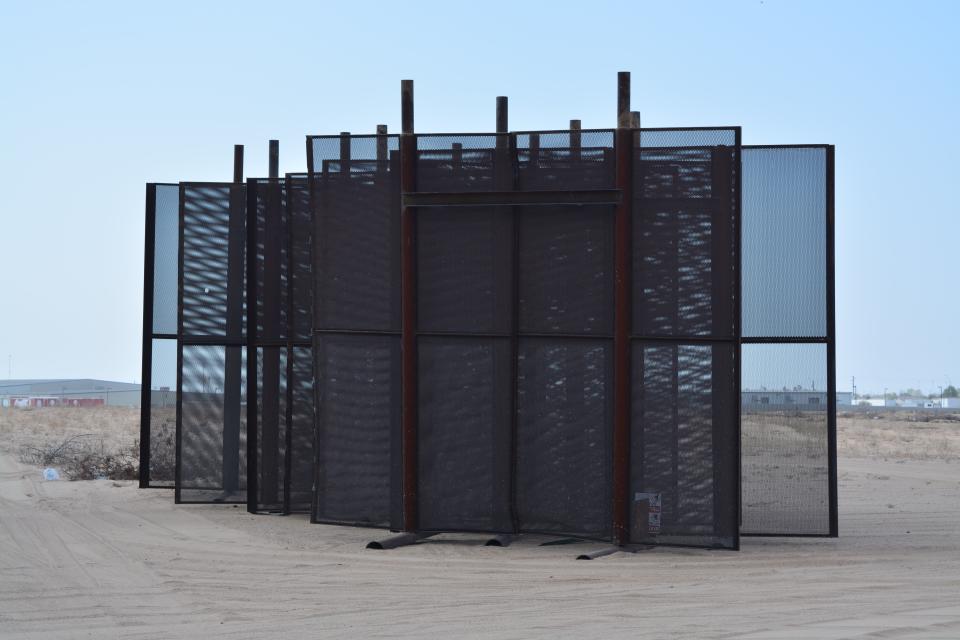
[18,433,140,481]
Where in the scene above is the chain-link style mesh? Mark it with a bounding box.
[516,130,615,190]
[637,128,738,149]
[179,344,247,503]
[742,147,827,338]
[740,343,830,535]
[312,334,400,527]
[148,338,177,486]
[416,134,507,192]
[739,145,833,537]
[153,184,179,335]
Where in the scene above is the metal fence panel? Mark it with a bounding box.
[312,333,400,527]
[141,183,180,488]
[630,132,740,548]
[740,343,830,535]
[178,344,247,503]
[176,183,246,504]
[310,135,402,528]
[740,145,835,537]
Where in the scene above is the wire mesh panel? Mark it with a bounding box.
[629,133,740,549]
[418,337,513,532]
[516,130,615,190]
[177,182,246,504]
[740,145,834,537]
[638,128,738,149]
[517,339,612,539]
[630,342,738,547]
[287,345,314,513]
[285,174,314,343]
[633,146,737,338]
[312,334,400,527]
[310,134,402,528]
[742,147,827,338]
[180,183,246,340]
[416,134,504,192]
[153,184,180,335]
[148,338,177,486]
[142,183,180,488]
[740,343,830,535]
[518,207,614,334]
[178,344,247,503]
[312,136,401,332]
[253,346,286,511]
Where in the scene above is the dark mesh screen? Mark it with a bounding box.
[287,345,314,513]
[416,134,506,192]
[311,136,400,332]
[519,207,614,334]
[254,346,286,511]
[418,337,512,532]
[516,339,612,540]
[741,346,830,536]
[516,130,615,190]
[630,343,737,547]
[148,338,177,486]
[312,334,400,527]
[742,147,827,338]
[285,174,314,342]
[633,146,737,338]
[417,208,513,333]
[180,183,246,339]
[152,184,179,335]
[251,178,287,341]
[179,344,246,503]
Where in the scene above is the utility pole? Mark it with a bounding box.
[939,385,944,409]
[851,376,856,402]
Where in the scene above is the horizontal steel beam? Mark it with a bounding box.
[402,190,621,208]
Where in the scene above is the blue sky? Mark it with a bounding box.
[1,0,957,394]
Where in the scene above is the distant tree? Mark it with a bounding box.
[944,385,959,398]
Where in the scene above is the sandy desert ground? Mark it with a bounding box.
[1,407,959,639]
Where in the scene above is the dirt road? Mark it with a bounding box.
[2,448,959,639]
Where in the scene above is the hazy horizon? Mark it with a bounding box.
[2,1,957,395]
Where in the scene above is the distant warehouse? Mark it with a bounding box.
[0,379,170,408]
[742,390,853,410]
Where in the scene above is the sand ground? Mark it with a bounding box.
[1,409,960,638]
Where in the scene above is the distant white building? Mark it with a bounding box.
[942,397,960,409]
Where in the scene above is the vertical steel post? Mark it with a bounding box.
[494,95,519,532]
[139,184,156,488]
[269,140,279,179]
[612,71,632,546]
[245,176,258,513]
[340,132,351,174]
[233,145,244,183]
[826,145,838,537]
[569,119,581,162]
[376,124,388,168]
[400,79,418,532]
[223,145,244,495]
